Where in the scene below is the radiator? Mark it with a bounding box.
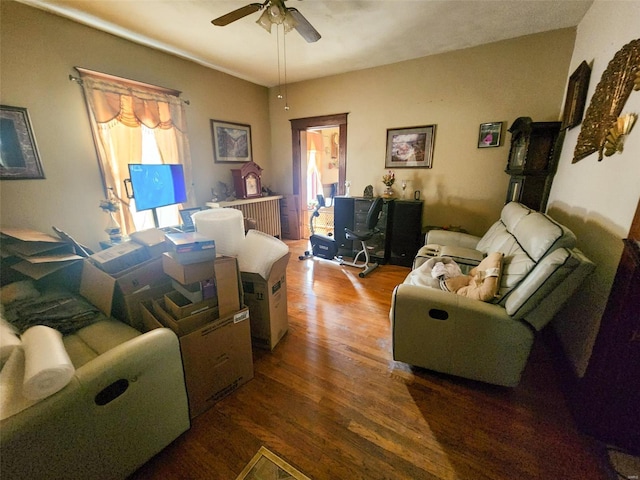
[206,196,282,238]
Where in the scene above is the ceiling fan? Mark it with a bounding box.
[211,0,321,43]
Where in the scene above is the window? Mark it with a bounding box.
[76,67,192,234]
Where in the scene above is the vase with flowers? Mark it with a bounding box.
[100,187,122,243]
[382,170,396,198]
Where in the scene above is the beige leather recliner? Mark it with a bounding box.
[390,202,595,387]
[1,319,190,479]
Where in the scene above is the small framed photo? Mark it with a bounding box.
[210,119,252,163]
[0,105,45,179]
[477,122,503,148]
[385,125,436,169]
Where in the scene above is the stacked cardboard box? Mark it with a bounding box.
[237,230,291,351]
[142,253,252,418]
[241,253,290,350]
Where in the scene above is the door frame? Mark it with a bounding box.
[290,113,348,198]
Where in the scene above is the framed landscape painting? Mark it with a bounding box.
[385,125,436,168]
[210,119,252,163]
[0,105,45,179]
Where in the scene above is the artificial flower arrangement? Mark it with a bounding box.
[382,170,395,187]
[99,187,120,213]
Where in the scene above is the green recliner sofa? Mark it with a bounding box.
[390,202,595,387]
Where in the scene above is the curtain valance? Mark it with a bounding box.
[79,73,187,131]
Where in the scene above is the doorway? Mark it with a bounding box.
[290,113,348,238]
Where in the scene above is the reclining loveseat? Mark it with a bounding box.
[1,286,190,480]
[390,202,594,387]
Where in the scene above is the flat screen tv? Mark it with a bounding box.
[127,163,187,212]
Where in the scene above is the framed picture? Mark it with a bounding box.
[0,105,45,179]
[562,60,591,130]
[385,125,436,169]
[477,122,503,148]
[210,119,252,163]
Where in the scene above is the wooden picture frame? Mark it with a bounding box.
[477,122,503,148]
[385,125,436,169]
[210,119,252,163]
[562,60,591,130]
[0,105,45,179]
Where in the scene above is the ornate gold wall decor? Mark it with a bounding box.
[603,113,637,156]
[573,39,640,163]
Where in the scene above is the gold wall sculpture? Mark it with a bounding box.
[573,39,640,163]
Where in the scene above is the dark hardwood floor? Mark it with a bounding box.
[130,239,608,480]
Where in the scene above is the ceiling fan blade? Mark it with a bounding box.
[288,8,321,43]
[212,3,263,26]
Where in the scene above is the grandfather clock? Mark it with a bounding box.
[505,117,561,211]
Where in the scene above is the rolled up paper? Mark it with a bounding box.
[0,319,22,364]
[21,325,75,400]
[192,208,245,256]
[0,348,38,420]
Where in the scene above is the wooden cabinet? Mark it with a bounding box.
[575,201,640,454]
[505,117,561,211]
[334,197,423,265]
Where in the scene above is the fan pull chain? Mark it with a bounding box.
[283,25,289,111]
[276,25,283,101]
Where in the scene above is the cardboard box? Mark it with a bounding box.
[150,298,218,336]
[142,301,253,418]
[89,241,150,274]
[163,254,242,317]
[241,253,290,350]
[1,228,83,281]
[162,252,215,284]
[79,256,172,331]
[164,290,218,319]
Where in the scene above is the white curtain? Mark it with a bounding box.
[79,70,192,233]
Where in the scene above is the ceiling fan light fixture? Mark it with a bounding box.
[267,4,284,24]
[256,9,272,33]
[283,11,297,34]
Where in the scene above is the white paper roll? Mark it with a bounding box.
[21,325,75,400]
[193,208,245,256]
[0,319,22,364]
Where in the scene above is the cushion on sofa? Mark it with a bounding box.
[512,212,576,262]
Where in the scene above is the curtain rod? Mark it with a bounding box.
[69,71,190,105]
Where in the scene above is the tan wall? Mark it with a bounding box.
[547,0,640,377]
[268,29,577,235]
[0,1,270,251]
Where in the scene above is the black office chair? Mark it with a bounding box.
[342,197,384,277]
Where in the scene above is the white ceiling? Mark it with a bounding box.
[20,0,593,87]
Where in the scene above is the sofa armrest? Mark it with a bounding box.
[390,284,534,387]
[424,230,481,249]
[1,328,190,480]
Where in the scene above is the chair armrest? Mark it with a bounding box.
[390,284,533,387]
[1,328,190,480]
[425,230,481,249]
[390,283,507,324]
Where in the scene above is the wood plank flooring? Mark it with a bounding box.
[129,239,608,480]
